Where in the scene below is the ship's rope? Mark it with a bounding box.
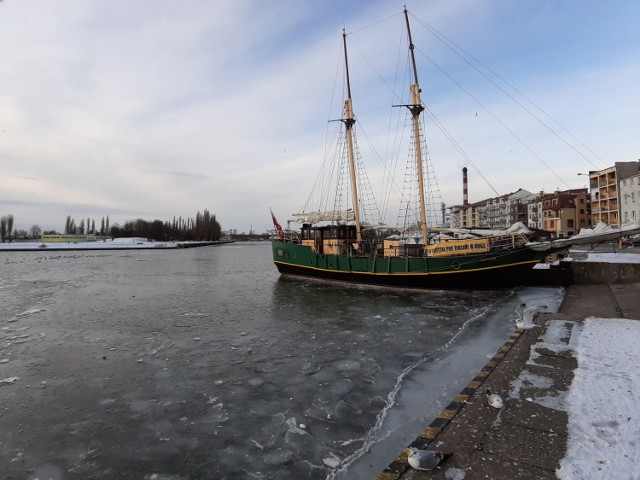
[409,11,607,170]
[414,44,571,191]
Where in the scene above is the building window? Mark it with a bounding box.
[568,219,574,227]
[580,209,585,214]
[624,212,629,221]
[633,193,636,204]
[550,220,555,229]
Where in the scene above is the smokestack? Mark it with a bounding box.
[462,167,468,205]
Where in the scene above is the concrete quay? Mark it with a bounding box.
[377,282,640,480]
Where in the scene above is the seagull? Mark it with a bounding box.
[407,447,452,471]
[486,389,504,409]
[525,304,548,323]
[515,303,526,329]
[516,303,548,329]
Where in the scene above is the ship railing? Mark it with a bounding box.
[278,232,300,243]
[489,233,529,251]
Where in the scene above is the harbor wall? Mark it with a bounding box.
[570,261,640,284]
[523,261,640,286]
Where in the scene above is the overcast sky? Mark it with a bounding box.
[1,0,638,234]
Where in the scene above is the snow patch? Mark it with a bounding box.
[557,317,640,479]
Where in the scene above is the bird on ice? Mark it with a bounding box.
[486,389,504,409]
[514,303,527,328]
[515,303,547,329]
[407,447,452,471]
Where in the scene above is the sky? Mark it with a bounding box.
[0,0,638,234]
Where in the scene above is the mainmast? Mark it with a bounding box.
[403,7,429,245]
[342,29,362,244]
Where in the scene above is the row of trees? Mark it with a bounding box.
[0,215,43,242]
[64,215,110,235]
[0,209,222,243]
[64,209,221,241]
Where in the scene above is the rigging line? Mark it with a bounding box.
[302,39,345,214]
[346,12,402,36]
[410,12,606,169]
[382,22,409,223]
[302,124,342,213]
[346,26,502,205]
[380,104,409,224]
[423,106,499,197]
[356,119,407,206]
[415,45,571,190]
[346,35,405,105]
[323,37,345,161]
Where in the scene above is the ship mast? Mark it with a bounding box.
[403,7,429,245]
[342,29,362,244]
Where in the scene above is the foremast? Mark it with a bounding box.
[403,7,429,245]
[342,29,362,244]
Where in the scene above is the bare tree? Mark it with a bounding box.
[6,214,13,243]
[30,224,42,239]
[0,217,6,243]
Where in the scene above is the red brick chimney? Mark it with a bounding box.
[462,167,469,205]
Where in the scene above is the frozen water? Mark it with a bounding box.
[0,244,563,479]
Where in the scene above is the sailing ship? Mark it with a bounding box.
[270,8,640,290]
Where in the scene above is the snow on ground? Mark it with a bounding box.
[556,317,640,480]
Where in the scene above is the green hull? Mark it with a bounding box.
[272,240,555,289]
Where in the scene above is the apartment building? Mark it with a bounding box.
[540,189,590,238]
[620,170,640,225]
[588,161,640,227]
[449,189,534,229]
[527,193,544,230]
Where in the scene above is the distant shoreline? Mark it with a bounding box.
[0,239,234,252]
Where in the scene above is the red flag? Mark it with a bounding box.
[270,209,285,239]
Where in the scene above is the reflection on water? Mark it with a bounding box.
[0,243,563,479]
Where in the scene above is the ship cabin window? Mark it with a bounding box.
[301,224,356,241]
[301,224,322,241]
[323,225,356,240]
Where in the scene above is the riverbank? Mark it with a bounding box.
[378,282,640,479]
[0,239,233,251]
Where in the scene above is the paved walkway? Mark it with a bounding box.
[377,283,640,480]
